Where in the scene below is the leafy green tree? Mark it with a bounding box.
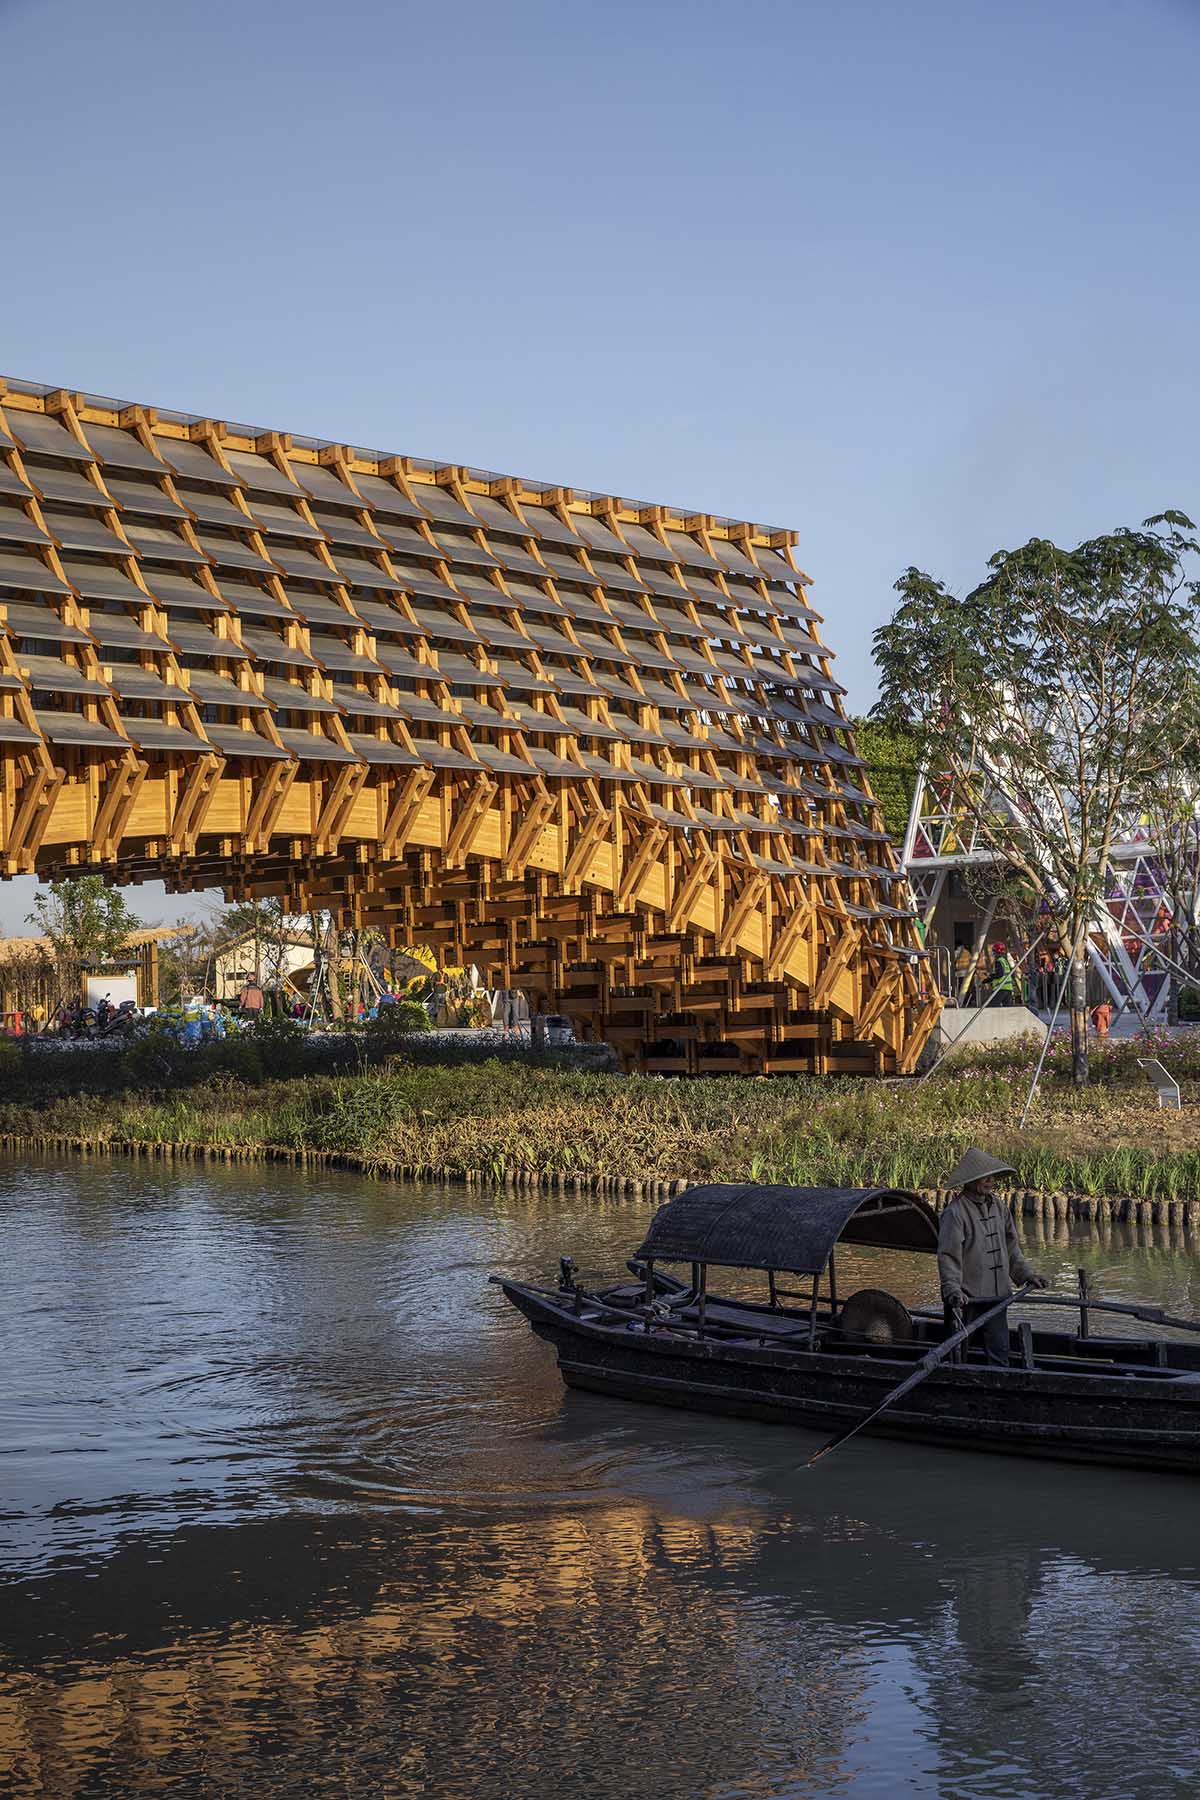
[850,716,920,840]
[873,513,1200,1083]
[211,896,295,990]
[29,877,142,998]
[158,919,219,1003]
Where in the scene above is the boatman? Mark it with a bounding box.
[938,1148,1048,1366]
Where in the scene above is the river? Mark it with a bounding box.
[2,1155,1200,1799]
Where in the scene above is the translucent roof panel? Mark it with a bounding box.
[517,503,581,547]
[408,483,478,529]
[224,450,304,496]
[351,474,428,519]
[618,522,673,563]
[287,460,363,507]
[570,512,630,555]
[83,424,167,473]
[2,408,95,462]
[156,436,240,486]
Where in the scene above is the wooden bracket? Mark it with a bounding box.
[856,963,901,1038]
[90,754,147,863]
[245,760,297,853]
[508,790,557,877]
[444,775,498,868]
[562,808,612,894]
[170,753,223,855]
[766,900,814,982]
[381,767,436,858]
[718,872,767,954]
[314,762,368,855]
[811,925,860,1009]
[668,847,717,935]
[897,996,941,1074]
[616,822,667,908]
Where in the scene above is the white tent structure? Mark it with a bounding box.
[902,762,1193,1022]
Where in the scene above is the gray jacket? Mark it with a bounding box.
[937,1191,1036,1303]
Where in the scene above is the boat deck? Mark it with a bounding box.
[594,1282,1200,1378]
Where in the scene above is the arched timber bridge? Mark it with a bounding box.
[0,377,938,1073]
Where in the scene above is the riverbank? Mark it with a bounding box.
[2,1030,1200,1213]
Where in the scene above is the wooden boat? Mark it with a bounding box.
[493,1183,1200,1473]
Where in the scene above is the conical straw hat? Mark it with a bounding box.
[943,1146,1016,1190]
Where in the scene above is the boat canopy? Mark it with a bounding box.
[635,1184,938,1276]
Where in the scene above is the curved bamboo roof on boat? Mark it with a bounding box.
[636,1184,939,1275]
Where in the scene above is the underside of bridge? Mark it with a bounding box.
[0,376,938,1073]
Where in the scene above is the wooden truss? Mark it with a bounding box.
[0,376,939,1074]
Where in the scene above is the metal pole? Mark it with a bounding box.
[1017,930,1080,1130]
[920,929,1048,1084]
[1103,915,1196,988]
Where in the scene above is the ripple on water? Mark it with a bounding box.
[3,1157,1200,1800]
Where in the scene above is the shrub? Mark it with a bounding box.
[246,1013,308,1077]
[362,1001,432,1045]
[207,1033,264,1086]
[121,1024,192,1088]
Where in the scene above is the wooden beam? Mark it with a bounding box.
[812,925,860,1010]
[381,767,436,857]
[562,808,612,893]
[616,822,667,908]
[766,899,814,982]
[668,846,717,934]
[719,871,767,954]
[508,790,557,878]
[0,380,939,1075]
[444,775,498,868]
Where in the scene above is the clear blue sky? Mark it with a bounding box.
[1,0,1196,929]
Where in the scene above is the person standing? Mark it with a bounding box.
[1090,999,1113,1038]
[937,1148,1048,1366]
[987,942,1018,1006]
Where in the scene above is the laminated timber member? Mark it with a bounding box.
[0,375,940,1075]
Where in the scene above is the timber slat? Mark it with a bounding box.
[0,376,940,1073]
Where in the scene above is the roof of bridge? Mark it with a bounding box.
[0,374,915,942]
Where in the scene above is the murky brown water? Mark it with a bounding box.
[3,1155,1200,1799]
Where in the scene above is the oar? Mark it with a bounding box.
[1020,1293,1200,1336]
[807,1282,1036,1467]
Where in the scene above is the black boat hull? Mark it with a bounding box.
[498,1280,1200,1473]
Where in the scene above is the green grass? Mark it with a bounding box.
[2,1034,1200,1199]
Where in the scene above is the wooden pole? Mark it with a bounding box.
[808,1284,1035,1467]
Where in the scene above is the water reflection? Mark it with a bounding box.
[2,1156,1200,1798]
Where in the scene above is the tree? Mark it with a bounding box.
[29,876,143,1001]
[0,937,54,1023]
[850,716,920,840]
[213,897,295,990]
[873,514,1200,1083]
[158,918,219,1003]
